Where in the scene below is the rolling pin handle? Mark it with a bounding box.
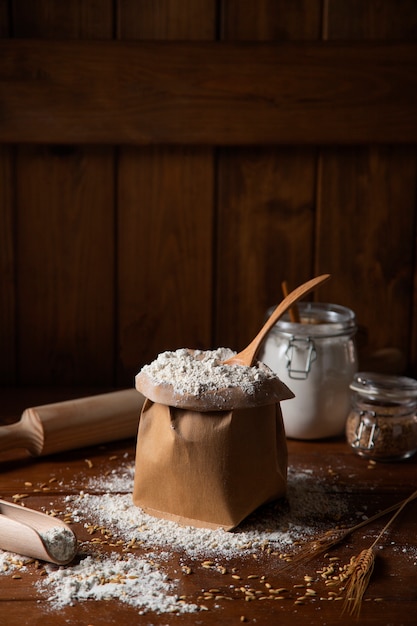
[0,414,43,456]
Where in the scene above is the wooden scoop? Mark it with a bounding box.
[0,499,77,565]
[224,274,331,367]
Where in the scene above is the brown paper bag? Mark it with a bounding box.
[133,398,288,530]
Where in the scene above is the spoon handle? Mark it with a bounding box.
[225,274,331,367]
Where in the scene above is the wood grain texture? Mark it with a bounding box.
[0,0,9,37]
[316,146,417,352]
[116,0,216,383]
[216,148,317,352]
[0,3,14,384]
[16,146,115,385]
[117,146,214,377]
[215,1,321,353]
[11,0,114,38]
[220,0,322,40]
[1,1,417,384]
[0,39,416,144]
[317,1,417,374]
[10,1,116,386]
[116,0,216,40]
[0,147,15,383]
[325,0,417,40]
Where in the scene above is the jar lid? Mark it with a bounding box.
[350,372,417,401]
[268,302,357,338]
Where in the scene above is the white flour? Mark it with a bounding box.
[1,460,415,616]
[40,553,199,614]
[0,462,364,615]
[39,526,77,563]
[139,347,278,396]
[68,464,349,559]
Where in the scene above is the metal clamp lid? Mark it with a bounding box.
[285,336,317,380]
[351,410,379,451]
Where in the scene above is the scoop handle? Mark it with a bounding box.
[225,274,331,366]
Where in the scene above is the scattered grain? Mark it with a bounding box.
[12,493,29,502]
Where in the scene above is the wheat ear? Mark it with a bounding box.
[342,487,417,616]
[342,547,375,617]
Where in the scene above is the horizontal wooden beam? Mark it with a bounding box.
[0,40,416,145]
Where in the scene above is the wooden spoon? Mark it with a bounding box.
[224,274,331,367]
[0,499,77,565]
[281,280,301,323]
[136,274,329,411]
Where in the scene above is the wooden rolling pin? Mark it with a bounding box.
[0,389,145,457]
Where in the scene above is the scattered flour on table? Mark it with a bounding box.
[39,553,198,614]
[0,552,32,574]
[139,347,279,396]
[0,462,357,615]
[1,461,415,615]
[68,463,349,559]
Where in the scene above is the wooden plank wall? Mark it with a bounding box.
[0,0,416,389]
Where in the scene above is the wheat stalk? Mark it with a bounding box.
[284,491,417,568]
[283,527,349,567]
[341,487,417,616]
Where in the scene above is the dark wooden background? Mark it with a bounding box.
[1,0,417,389]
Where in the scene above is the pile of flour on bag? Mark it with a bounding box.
[139,347,278,396]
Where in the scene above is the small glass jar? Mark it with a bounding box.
[346,372,417,461]
[259,302,357,439]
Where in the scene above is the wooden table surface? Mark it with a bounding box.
[0,388,416,626]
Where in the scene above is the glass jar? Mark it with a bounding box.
[346,372,417,461]
[259,302,357,439]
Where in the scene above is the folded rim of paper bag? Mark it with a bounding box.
[135,370,294,411]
